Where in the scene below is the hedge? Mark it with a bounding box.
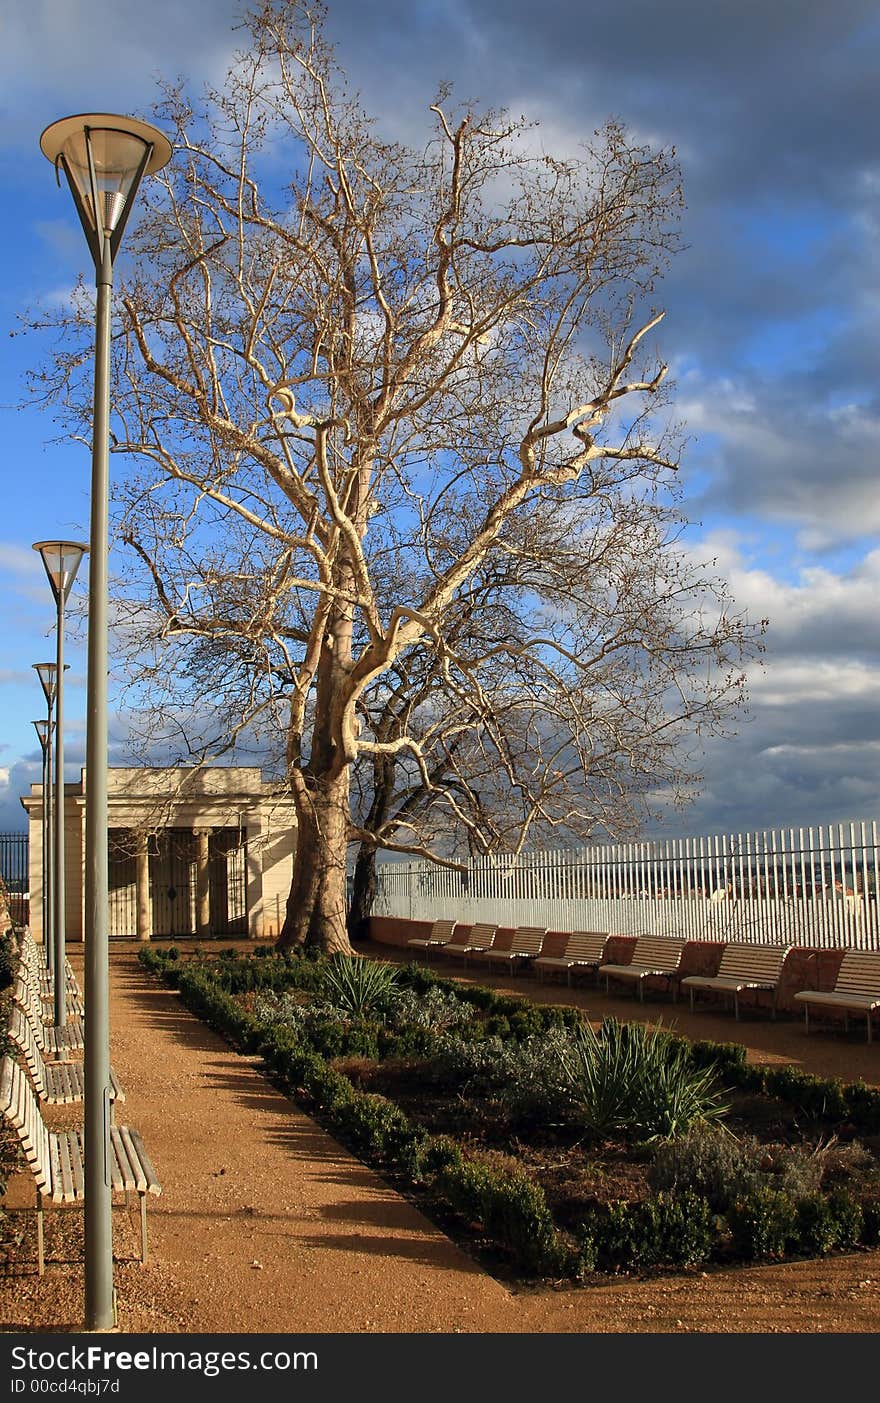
[138,949,880,1279]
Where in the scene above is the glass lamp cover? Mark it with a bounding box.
[32,719,49,750]
[33,540,87,604]
[60,127,152,236]
[33,662,58,706]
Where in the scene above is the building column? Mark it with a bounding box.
[195,829,211,939]
[135,832,152,943]
[245,821,263,940]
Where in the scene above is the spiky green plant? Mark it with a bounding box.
[555,1018,729,1142]
[318,955,401,1019]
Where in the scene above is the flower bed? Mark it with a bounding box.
[138,947,880,1282]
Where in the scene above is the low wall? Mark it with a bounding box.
[367,918,857,1021]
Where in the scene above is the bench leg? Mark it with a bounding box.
[804,1005,810,1035]
[689,988,695,1014]
[867,1014,872,1046]
[140,1194,148,1264]
[638,978,644,1003]
[36,1190,44,1276]
[844,1011,849,1034]
[734,991,739,1021]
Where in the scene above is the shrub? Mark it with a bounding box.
[584,1191,715,1271]
[332,1092,414,1160]
[641,1044,730,1142]
[0,933,17,990]
[437,1157,568,1275]
[318,956,400,1019]
[860,1199,880,1245]
[795,1191,863,1255]
[763,1066,849,1121]
[727,1185,798,1260]
[555,1019,728,1142]
[649,1124,764,1210]
[424,1031,573,1126]
[386,985,476,1036]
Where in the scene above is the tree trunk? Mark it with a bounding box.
[347,843,377,944]
[277,770,354,956]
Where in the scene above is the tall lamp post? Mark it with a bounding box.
[31,715,53,976]
[40,114,172,1332]
[32,662,59,980]
[34,541,87,1028]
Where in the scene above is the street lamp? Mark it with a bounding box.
[32,662,59,980]
[33,541,87,1028]
[31,716,53,979]
[40,113,172,1333]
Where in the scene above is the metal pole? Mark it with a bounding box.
[53,603,66,1028]
[44,712,54,980]
[84,235,114,1332]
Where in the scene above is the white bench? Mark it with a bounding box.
[793,951,880,1043]
[533,931,610,986]
[599,935,686,1002]
[8,1005,124,1108]
[406,918,457,955]
[483,925,547,973]
[0,1056,160,1273]
[12,977,85,1055]
[439,922,498,967]
[17,964,85,1020]
[680,942,791,1020]
[19,929,80,993]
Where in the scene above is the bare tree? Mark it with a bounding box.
[29,0,763,955]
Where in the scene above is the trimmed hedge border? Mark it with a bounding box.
[138,949,880,1280]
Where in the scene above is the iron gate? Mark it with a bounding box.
[0,832,29,926]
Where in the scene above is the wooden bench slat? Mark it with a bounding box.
[680,943,791,1020]
[0,1055,159,1274]
[486,927,546,959]
[793,951,880,1040]
[407,919,457,950]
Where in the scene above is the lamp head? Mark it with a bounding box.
[40,113,172,264]
[33,661,58,706]
[32,540,88,606]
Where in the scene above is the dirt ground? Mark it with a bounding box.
[3,940,880,1337]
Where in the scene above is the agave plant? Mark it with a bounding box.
[554,1018,643,1139]
[555,1018,729,1142]
[318,955,401,1019]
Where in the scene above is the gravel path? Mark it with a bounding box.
[3,947,880,1335]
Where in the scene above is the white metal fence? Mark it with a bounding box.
[373,820,880,949]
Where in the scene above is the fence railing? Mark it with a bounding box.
[0,831,29,928]
[373,820,880,949]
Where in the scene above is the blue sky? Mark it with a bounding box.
[0,0,877,840]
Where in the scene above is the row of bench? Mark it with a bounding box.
[406,922,880,1041]
[1,930,161,1275]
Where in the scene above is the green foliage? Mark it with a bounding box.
[556,1019,729,1142]
[649,1124,764,1210]
[687,1039,749,1075]
[424,1031,573,1127]
[860,1200,880,1245]
[333,1093,417,1162]
[795,1191,863,1255]
[0,933,17,990]
[386,985,477,1036]
[727,1185,799,1260]
[318,955,401,1019]
[763,1066,849,1120]
[579,1191,715,1272]
[143,945,880,1282]
[437,1158,569,1276]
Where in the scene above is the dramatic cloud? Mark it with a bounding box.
[0,0,877,842]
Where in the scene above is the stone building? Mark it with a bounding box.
[22,767,297,941]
